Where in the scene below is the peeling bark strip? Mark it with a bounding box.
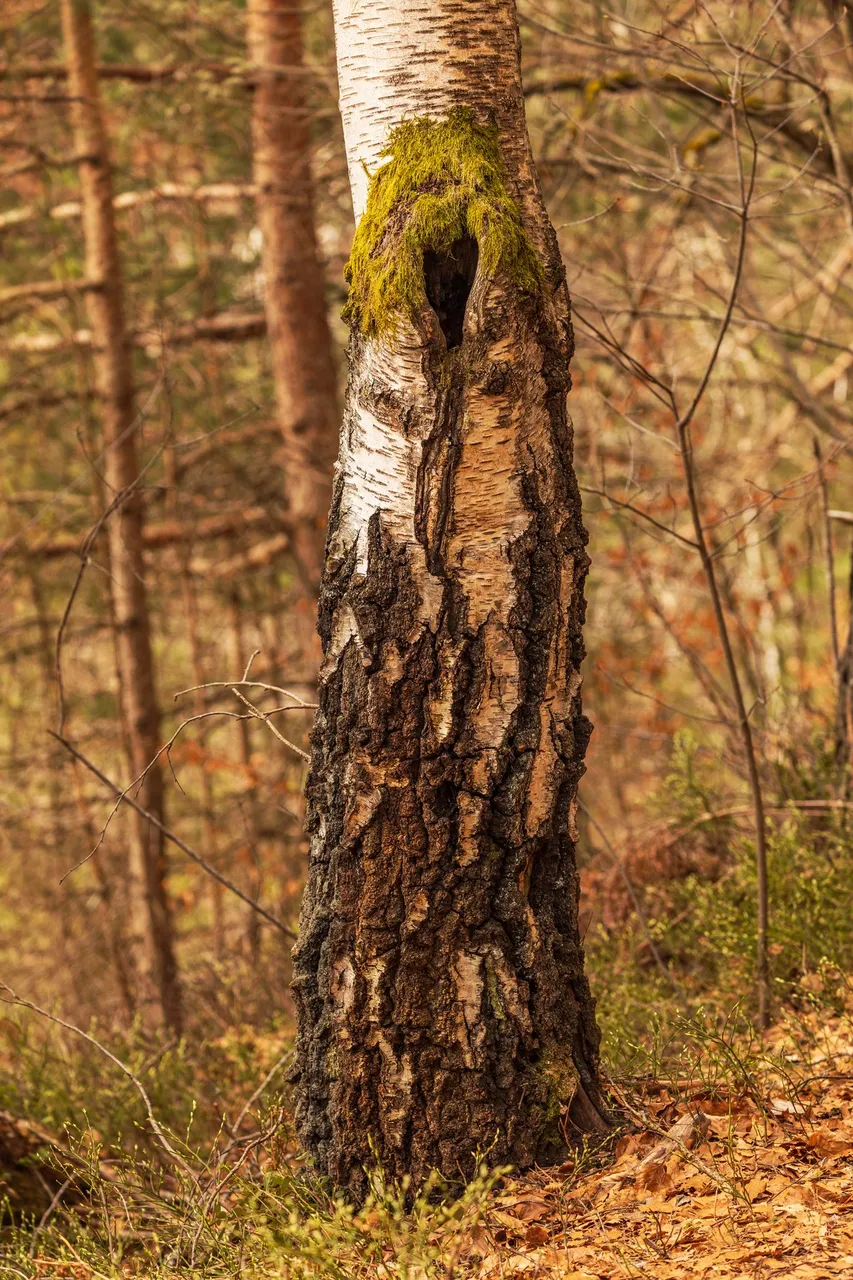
[293,0,607,1194]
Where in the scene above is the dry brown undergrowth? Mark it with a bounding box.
[462,1006,853,1278]
[10,1001,853,1279]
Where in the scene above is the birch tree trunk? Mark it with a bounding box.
[247,0,339,595]
[292,0,607,1192]
[61,0,182,1034]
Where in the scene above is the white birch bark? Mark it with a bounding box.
[293,0,606,1193]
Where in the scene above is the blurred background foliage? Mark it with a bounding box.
[1,0,853,1196]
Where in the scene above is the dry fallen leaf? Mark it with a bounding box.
[756,1145,792,1168]
[745,1175,767,1201]
[491,1210,528,1233]
[770,1097,806,1117]
[807,1126,853,1158]
[635,1160,674,1195]
[512,1196,550,1222]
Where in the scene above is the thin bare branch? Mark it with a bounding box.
[50,734,297,940]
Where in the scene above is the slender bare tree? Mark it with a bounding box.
[60,0,182,1033]
[247,0,339,595]
[292,0,607,1192]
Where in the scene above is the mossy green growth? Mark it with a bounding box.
[484,957,507,1022]
[343,109,542,338]
[533,1044,579,1127]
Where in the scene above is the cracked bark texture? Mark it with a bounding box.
[293,0,606,1194]
[61,0,182,1034]
[248,0,339,597]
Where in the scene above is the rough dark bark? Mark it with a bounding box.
[292,0,607,1195]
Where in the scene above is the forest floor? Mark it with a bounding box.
[2,990,852,1278]
[465,1005,853,1279]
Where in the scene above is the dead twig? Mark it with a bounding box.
[0,981,197,1184]
[50,733,296,940]
[580,801,689,1009]
[672,82,771,1029]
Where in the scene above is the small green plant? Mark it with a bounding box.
[252,1162,506,1279]
[654,728,720,822]
[585,733,853,1073]
[344,109,542,336]
[2,1134,504,1278]
[0,1014,507,1277]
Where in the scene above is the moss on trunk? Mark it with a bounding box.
[344,110,542,338]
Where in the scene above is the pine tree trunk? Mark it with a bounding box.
[60,0,182,1035]
[163,441,226,958]
[293,0,607,1194]
[180,569,226,958]
[247,0,339,595]
[836,533,853,769]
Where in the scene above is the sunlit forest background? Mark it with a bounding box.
[3,1,853,1275]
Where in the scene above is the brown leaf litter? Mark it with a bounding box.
[467,1004,853,1278]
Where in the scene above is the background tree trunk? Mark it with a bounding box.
[60,0,182,1034]
[247,0,339,597]
[836,530,853,771]
[293,0,606,1194]
[226,584,265,967]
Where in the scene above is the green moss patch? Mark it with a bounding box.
[538,1044,579,1117]
[344,109,542,338]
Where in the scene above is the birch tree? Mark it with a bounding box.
[60,0,182,1033]
[293,0,607,1192]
